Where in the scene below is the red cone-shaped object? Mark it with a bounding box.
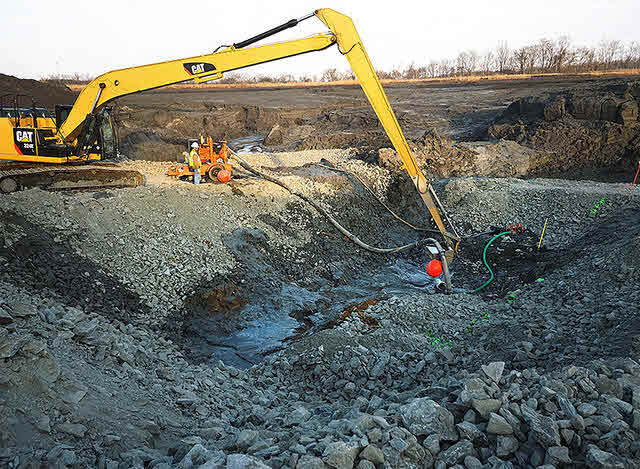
[426,259,443,277]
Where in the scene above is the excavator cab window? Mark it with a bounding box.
[99,108,118,160]
[55,104,73,130]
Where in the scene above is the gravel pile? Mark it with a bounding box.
[1,151,639,468]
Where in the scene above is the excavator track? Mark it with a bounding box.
[0,162,145,194]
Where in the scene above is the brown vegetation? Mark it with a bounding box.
[65,69,640,94]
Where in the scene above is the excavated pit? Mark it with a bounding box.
[2,75,640,468]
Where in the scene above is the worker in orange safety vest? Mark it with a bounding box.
[189,142,201,185]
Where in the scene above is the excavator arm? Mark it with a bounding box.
[58,8,458,249]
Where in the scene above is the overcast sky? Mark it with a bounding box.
[1,0,639,80]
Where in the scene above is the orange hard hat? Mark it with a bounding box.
[426,259,443,277]
[217,169,231,183]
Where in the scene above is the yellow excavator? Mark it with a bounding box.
[0,8,458,253]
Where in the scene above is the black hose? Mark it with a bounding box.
[228,150,432,254]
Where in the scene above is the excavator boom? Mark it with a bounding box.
[8,9,458,248]
[315,9,458,246]
[59,32,337,141]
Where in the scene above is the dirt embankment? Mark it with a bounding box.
[487,80,640,177]
[114,102,392,161]
[111,77,640,182]
[0,74,76,109]
[373,80,640,181]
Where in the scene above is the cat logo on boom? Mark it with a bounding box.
[183,62,216,76]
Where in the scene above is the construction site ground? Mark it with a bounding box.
[1,75,640,469]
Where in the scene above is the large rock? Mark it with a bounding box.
[226,454,270,469]
[544,446,571,466]
[481,362,505,384]
[496,435,519,457]
[399,398,458,440]
[284,406,311,427]
[521,404,561,449]
[296,455,327,469]
[322,441,360,469]
[471,398,502,418]
[556,394,578,419]
[0,329,29,359]
[178,444,210,469]
[456,422,487,444]
[8,301,36,318]
[0,307,14,325]
[236,429,260,450]
[73,318,99,342]
[438,440,473,465]
[359,445,384,465]
[487,413,513,435]
[58,422,87,438]
[584,445,625,469]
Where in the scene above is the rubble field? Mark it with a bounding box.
[1,76,640,469]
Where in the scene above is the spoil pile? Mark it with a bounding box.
[0,73,76,109]
[488,80,640,177]
[1,150,639,468]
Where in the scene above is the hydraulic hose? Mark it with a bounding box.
[229,149,430,254]
[472,231,510,293]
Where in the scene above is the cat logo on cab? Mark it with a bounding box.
[16,130,34,143]
[13,128,36,155]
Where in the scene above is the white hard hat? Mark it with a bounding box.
[191,142,199,148]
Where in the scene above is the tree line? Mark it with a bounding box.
[372,37,640,80]
[40,37,640,86]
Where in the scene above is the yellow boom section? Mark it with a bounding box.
[315,8,454,243]
[59,33,336,141]
[57,8,456,247]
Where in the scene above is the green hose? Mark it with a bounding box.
[472,231,510,293]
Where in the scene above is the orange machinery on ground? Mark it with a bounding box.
[167,136,233,183]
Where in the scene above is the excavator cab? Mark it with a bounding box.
[0,93,118,162]
[74,107,119,160]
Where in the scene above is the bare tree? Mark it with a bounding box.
[511,46,537,74]
[403,62,419,79]
[551,36,572,72]
[481,51,495,75]
[468,50,480,75]
[598,39,622,70]
[321,68,340,82]
[456,52,470,75]
[625,41,640,68]
[426,61,439,78]
[438,59,454,77]
[535,38,555,72]
[575,46,596,72]
[513,47,528,74]
[495,41,510,73]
